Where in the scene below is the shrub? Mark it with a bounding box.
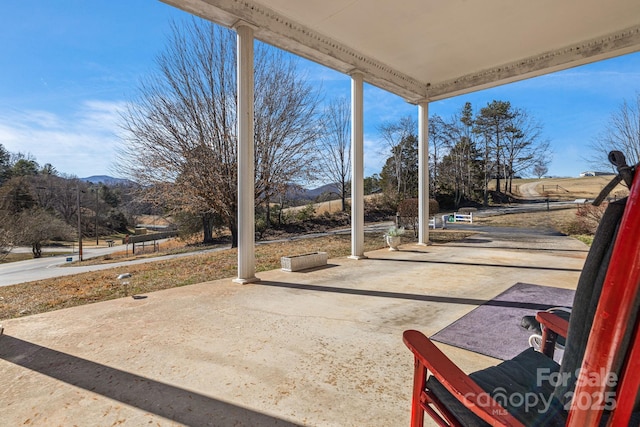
[397,198,440,236]
[255,217,268,239]
[386,226,405,237]
[567,203,607,235]
[295,203,316,222]
[430,199,440,215]
[566,218,594,235]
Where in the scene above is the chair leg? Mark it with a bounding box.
[541,328,558,358]
[411,358,427,427]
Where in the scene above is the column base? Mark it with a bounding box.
[348,255,368,260]
[233,276,261,285]
[417,241,433,246]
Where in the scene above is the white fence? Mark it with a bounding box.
[440,212,473,226]
[453,212,473,223]
[411,212,473,230]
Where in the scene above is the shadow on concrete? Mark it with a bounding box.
[366,256,582,273]
[0,335,301,427]
[283,263,340,274]
[442,243,589,253]
[256,281,568,311]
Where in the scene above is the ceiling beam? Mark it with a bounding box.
[162,0,427,101]
[163,1,640,103]
[428,24,640,101]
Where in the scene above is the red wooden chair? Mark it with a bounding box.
[403,152,640,427]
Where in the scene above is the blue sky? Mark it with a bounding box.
[1,1,639,180]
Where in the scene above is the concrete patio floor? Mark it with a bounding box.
[0,228,588,426]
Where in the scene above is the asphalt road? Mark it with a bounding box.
[0,240,231,288]
[0,202,582,288]
[0,222,399,288]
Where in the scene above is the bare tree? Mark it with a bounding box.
[502,109,552,192]
[117,20,321,246]
[14,208,75,258]
[533,161,549,179]
[443,102,483,207]
[254,49,320,225]
[0,176,76,258]
[379,115,418,198]
[30,174,84,225]
[0,211,14,261]
[428,114,447,198]
[317,97,351,211]
[590,92,640,171]
[0,177,31,259]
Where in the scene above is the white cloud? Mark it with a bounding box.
[0,100,126,177]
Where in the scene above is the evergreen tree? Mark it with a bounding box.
[474,100,515,205]
[380,133,419,199]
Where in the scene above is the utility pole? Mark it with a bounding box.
[95,187,99,245]
[77,185,83,261]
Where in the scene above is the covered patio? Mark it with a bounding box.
[0,230,587,425]
[2,2,638,425]
[161,0,640,283]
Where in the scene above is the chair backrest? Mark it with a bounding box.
[555,151,640,425]
[552,198,625,403]
[568,172,640,425]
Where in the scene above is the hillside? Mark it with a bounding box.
[81,175,134,185]
[508,175,628,201]
[292,176,630,219]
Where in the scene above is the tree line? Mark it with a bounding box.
[0,146,136,259]
[377,101,552,208]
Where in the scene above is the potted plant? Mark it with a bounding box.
[385,226,405,251]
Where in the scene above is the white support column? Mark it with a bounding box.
[349,71,366,259]
[234,23,259,284]
[418,101,431,245]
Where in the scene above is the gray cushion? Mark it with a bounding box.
[428,348,566,426]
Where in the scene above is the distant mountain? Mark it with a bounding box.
[81,175,134,185]
[302,183,341,199]
[78,176,338,195]
[284,183,341,201]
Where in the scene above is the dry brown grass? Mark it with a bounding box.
[72,237,196,266]
[0,230,470,321]
[506,176,629,200]
[1,250,74,264]
[283,194,382,216]
[0,202,591,322]
[473,207,576,230]
[1,252,37,263]
[134,214,173,227]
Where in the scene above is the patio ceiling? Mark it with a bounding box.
[163,0,640,102]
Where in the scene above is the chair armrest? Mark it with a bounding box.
[403,330,525,427]
[536,311,569,337]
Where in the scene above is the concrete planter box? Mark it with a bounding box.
[281,251,328,272]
